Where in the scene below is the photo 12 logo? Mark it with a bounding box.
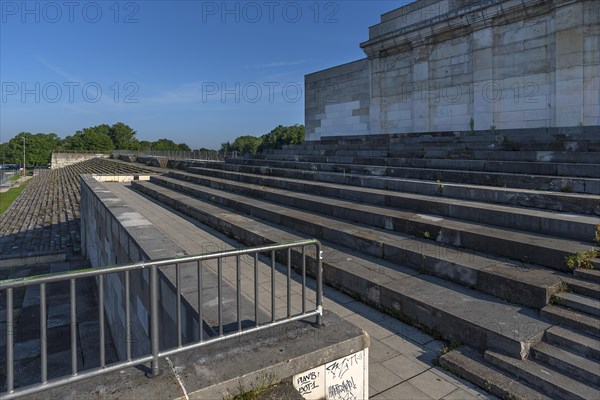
[202,81,303,104]
[1,1,140,23]
[200,1,339,24]
[1,81,140,104]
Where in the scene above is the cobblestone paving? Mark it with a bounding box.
[0,159,152,259]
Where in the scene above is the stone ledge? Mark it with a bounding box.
[25,311,369,400]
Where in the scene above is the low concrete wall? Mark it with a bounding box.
[27,311,369,400]
[80,175,199,359]
[78,175,369,399]
[51,153,110,169]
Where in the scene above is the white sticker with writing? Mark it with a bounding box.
[294,350,367,399]
[293,365,325,399]
[325,351,365,400]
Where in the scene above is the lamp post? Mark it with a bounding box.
[22,137,26,181]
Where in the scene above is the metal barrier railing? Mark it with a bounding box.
[111,149,239,161]
[1,239,323,399]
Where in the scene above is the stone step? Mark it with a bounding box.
[574,269,600,284]
[276,140,600,156]
[271,147,600,164]
[465,150,600,164]
[485,349,600,400]
[140,176,562,309]
[224,158,600,194]
[160,173,593,272]
[531,342,600,386]
[541,305,600,337]
[184,167,600,241]
[389,140,600,153]
[260,154,600,178]
[196,163,600,216]
[562,276,600,298]
[553,291,600,317]
[314,128,600,146]
[287,135,600,149]
[439,346,551,400]
[130,180,549,359]
[544,326,600,361]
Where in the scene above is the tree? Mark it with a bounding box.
[152,138,181,151]
[0,132,61,165]
[139,140,153,150]
[258,124,304,153]
[61,130,115,151]
[229,135,262,155]
[220,142,232,153]
[108,122,137,149]
[178,143,191,152]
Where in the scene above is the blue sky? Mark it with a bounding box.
[1,1,407,149]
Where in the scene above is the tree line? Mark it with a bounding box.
[220,124,304,155]
[0,123,305,166]
[0,122,194,166]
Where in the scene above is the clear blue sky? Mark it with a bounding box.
[1,1,408,149]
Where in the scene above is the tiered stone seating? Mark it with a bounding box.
[0,159,151,259]
[131,128,600,399]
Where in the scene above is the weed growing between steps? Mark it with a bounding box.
[224,374,277,400]
[565,225,600,270]
[565,249,598,269]
[549,282,571,305]
[432,339,461,368]
[436,179,444,193]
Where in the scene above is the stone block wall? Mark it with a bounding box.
[51,153,109,169]
[80,175,198,360]
[305,59,370,140]
[305,0,600,140]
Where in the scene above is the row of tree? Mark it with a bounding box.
[220,124,304,155]
[0,123,305,166]
[0,123,193,166]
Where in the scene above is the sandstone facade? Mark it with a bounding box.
[305,0,600,140]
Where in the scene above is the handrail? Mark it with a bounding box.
[1,239,323,399]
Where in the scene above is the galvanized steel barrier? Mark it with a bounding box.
[111,149,238,161]
[1,239,323,399]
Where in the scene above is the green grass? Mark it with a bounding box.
[7,174,23,181]
[0,180,30,214]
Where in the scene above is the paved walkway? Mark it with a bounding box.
[106,182,494,400]
[0,174,30,193]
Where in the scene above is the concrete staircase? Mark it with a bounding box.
[131,129,600,399]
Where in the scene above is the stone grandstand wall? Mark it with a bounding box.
[80,175,199,360]
[305,0,600,140]
[51,152,110,169]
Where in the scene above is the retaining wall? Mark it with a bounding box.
[51,153,110,169]
[80,174,199,359]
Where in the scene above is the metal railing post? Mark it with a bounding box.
[70,279,77,376]
[149,265,162,377]
[6,288,14,393]
[316,245,323,326]
[40,283,47,384]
